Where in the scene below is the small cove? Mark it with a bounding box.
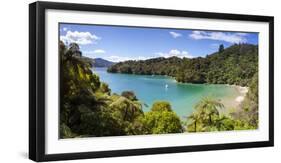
[93,67,241,118]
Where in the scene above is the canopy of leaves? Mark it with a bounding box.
[151,101,172,112]
[138,107,183,134]
[121,91,138,101]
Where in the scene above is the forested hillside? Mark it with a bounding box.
[59,42,183,138]
[107,44,258,86]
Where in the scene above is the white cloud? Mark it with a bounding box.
[60,30,101,45]
[156,49,194,58]
[83,49,106,56]
[104,55,149,62]
[169,31,182,38]
[189,31,247,43]
[63,27,68,31]
[93,49,106,54]
[105,56,132,62]
[136,56,149,60]
[236,32,248,36]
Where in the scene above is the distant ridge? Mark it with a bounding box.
[93,58,115,67]
[82,57,115,67]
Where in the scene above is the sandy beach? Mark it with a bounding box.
[219,85,249,115]
[234,86,249,103]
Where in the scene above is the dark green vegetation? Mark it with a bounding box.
[108,44,258,86]
[60,42,258,138]
[60,42,182,138]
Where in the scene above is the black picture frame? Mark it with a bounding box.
[29,1,274,162]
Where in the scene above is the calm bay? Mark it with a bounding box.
[93,67,241,118]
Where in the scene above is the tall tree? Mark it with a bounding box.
[219,44,224,53]
[194,97,224,125]
[187,112,200,132]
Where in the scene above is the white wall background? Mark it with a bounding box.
[0,0,279,162]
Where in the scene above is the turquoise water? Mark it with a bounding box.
[93,67,239,118]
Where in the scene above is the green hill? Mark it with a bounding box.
[107,44,258,86]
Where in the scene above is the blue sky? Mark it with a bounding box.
[60,23,258,62]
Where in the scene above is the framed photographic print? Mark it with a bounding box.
[29,1,274,162]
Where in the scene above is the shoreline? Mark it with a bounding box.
[220,85,248,114]
[227,84,249,103]
[234,85,249,103]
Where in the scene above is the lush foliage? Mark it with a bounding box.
[139,110,183,134]
[60,41,184,138]
[136,101,182,134]
[59,42,124,138]
[186,96,257,132]
[151,101,172,112]
[108,44,258,86]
